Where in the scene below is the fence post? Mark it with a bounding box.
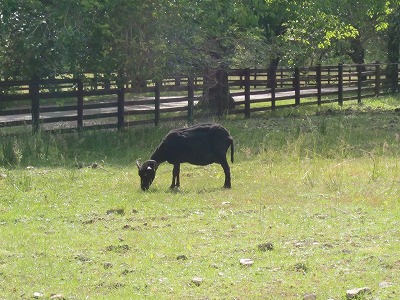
[357,64,362,103]
[338,63,343,106]
[294,67,300,106]
[29,80,40,133]
[117,86,125,129]
[269,66,276,110]
[154,81,161,126]
[244,68,251,118]
[77,79,84,130]
[374,61,381,96]
[328,67,331,85]
[187,75,194,124]
[316,64,322,105]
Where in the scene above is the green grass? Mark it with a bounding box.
[1,96,400,299]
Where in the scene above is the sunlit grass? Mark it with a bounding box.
[1,96,400,299]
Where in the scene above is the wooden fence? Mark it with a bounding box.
[0,63,398,133]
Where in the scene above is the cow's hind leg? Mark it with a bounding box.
[220,159,231,188]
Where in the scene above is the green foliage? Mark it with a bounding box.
[0,0,398,79]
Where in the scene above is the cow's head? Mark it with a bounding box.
[136,160,158,190]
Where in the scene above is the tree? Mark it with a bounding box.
[281,0,393,66]
[0,0,397,95]
[386,1,400,91]
[0,0,111,79]
[163,0,263,115]
[0,0,60,79]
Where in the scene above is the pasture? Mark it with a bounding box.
[1,96,400,299]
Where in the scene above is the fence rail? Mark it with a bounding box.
[0,63,398,133]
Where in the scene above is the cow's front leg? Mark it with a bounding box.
[170,163,180,188]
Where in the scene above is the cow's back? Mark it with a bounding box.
[164,124,230,165]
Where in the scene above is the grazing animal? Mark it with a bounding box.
[136,123,234,190]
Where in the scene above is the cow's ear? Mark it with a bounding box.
[136,160,141,170]
[148,160,158,171]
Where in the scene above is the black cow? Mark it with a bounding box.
[136,123,234,190]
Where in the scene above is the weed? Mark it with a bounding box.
[9,173,33,192]
[1,138,22,167]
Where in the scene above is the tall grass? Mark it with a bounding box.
[1,95,399,168]
[0,125,176,168]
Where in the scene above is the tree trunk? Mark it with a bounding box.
[347,36,367,80]
[348,36,365,64]
[201,67,234,116]
[387,8,400,93]
[267,57,280,88]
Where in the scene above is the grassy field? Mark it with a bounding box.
[1,96,400,299]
